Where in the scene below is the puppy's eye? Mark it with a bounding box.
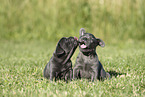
[83,37,87,40]
[91,37,94,39]
[71,38,74,41]
[66,39,68,42]
[91,39,93,43]
[91,38,95,42]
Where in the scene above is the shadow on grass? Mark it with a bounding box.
[108,71,126,78]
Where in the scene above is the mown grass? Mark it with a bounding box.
[0,40,144,97]
[0,0,145,96]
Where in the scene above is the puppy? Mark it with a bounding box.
[43,37,78,82]
[73,28,110,81]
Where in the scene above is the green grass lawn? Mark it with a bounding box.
[0,40,145,97]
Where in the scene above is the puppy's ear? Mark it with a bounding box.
[55,38,66,57]
[95,38,105,47]
[55,44,65,57]
[79,28,86,36]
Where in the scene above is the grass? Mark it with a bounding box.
[0,0,145,42]
[0,0,145,96]
[0,40,145,97]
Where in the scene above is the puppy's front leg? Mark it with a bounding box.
[64,69,72,83]
[91,75,94,82]
[91,72,97,82]
[73,67,79,79]
[50,72,56,81]
[65,75,68,83]
[69,69,72,81]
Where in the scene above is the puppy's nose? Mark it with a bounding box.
[74,37,78,41]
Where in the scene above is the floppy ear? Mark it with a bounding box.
[55,38,66,57]
[95,38,105,47]
[79,28,86,36]
[55,44,65,57]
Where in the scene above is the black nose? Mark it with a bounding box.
[78,40,85,45]
[74,37,78,41]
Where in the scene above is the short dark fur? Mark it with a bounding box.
[43,37,78,82]
[73,28,110,81]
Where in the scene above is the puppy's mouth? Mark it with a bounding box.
[79,41,95,52]
[79,41,87,49]
[80,43,87,48]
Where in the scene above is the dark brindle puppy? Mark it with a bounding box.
[73,28,110,81]
[43,37,78,82]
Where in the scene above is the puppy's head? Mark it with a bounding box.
[55,37,78,57]
[79,28,105,53]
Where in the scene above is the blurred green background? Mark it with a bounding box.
[0,0,145,43]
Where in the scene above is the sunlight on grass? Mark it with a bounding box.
[0,0,145,96]
[0,41,144,96]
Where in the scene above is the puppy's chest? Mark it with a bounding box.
[82,55,97,64]
[79,55,98,70]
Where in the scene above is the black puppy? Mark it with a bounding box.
[73,28,110,81]
[43,37,78,82]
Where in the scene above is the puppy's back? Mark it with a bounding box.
[43,59,51,79]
